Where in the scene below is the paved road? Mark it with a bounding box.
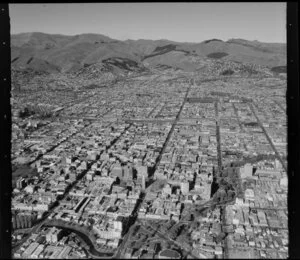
[149,82,192,177]
[135,218,198,259]
[43,221,114,258]
[125,119,174,124]
[57,103,118,121]
[116,92,237,259]
[25,102,123,166]
[13,123,133,255]
[13,77,244,259]
[153,102,167,119]
[214,101,223,175]
[114,80,193,257]
[231,103,245,133]
[231,102,249,152]
[12,215,49,253]
[26,124,90,166]
[113,224,134,258]
[249,103,287,172]
[146,102,164,118]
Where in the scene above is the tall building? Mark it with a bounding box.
[280,176,288,188]
[110,163,123,178]
[240,164,253,178]
[16,177,26,189]
[46,228,53,242]
[163,184,172,195]
[123,165,133,180]
[275,159,282,170]
[69,172,77,182]
[136,165,148,178]
[87,151,98,161]
[46,227,63,243]
[113,220,123,232]
[141,175,146,190]
[12,215,16,229]
[180,182,189,195]
[51,228,63,243]
[64,156,72,165]
[79,161,88,170]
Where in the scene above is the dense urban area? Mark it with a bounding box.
[11,59,287,259]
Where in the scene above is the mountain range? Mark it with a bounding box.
[11,32,286,75]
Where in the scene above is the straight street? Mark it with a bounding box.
[249,103,287,172]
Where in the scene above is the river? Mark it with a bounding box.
[44,223,114,258]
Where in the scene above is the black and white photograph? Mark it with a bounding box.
[1,2,297,259]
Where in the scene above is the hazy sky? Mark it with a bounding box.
[9,3,286,43]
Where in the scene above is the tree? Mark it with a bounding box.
[221,69,234,76]
[24,215,28,228]
[16,216,21,229]
[227,190,235,200]
[20,215,25,229]
[28,217,32,228]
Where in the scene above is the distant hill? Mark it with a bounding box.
[203,39,224,44]
[11,32,286,75]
